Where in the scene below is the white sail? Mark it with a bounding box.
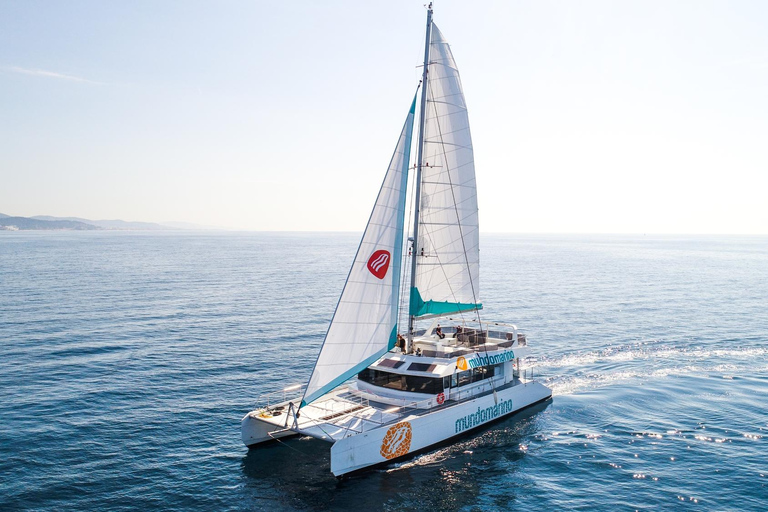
[410,23,481,318]
[301,97,416,407]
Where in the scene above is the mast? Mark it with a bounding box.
[407,2,433,347]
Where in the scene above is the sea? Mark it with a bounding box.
[1,231,766,511]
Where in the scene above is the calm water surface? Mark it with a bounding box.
[1,232,766,511]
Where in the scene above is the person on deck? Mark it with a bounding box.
[435,324,445,339]
[396,334,406,353]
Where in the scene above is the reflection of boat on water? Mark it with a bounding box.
[241,3,552,477]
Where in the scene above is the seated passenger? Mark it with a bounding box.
[435,324,445,339]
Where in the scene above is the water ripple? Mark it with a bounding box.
[1,232,767,511]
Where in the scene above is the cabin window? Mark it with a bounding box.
[475,365,496,381]
[451,364,502,388]
[357,368,444,394]
[456,370,472,387]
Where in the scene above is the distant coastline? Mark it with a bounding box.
[0,213,212,231]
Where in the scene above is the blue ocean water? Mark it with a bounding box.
[1,231,766,511]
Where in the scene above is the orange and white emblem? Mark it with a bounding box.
[380,421,412,460]
[456,356,468,371]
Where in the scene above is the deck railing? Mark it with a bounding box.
[254,383,306,410]
[253,359,536,437]
[323,372,536,435]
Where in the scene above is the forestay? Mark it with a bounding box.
[300,97,416,408]
[410,23,481,318]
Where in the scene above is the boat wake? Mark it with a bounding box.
[532,341,768,396]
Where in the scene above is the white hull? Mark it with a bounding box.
[241,411,298,447]
[330,381,550,475]
[242,379,551,476]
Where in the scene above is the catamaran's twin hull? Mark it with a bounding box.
[241,411,298,447]
[242,381,551,476]
[240,4,555,479]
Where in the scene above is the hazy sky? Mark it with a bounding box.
[1,1,767,233]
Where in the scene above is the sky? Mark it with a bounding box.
[1,0,767,233]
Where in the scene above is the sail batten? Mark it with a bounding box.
[300,97,416,408]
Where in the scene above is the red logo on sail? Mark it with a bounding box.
[367,250,391,279]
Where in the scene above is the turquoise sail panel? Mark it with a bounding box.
[409,286,482,318]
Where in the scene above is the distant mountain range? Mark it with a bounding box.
[0,215,99,231]
[30,215,172,230]
[0,213,215,231]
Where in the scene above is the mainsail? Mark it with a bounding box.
[300,96,416,407]
[410,23,481,318]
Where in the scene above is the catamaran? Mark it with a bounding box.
[242,4,552,476]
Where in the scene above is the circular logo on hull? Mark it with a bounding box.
[380,421,412,460]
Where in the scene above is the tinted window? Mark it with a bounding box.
[407,362,436,372]
[378,359,405,369]
[357,369,444,394]
[457,370,472,387]
[451,364,500,388]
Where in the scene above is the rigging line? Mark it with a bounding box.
[299,96,417,409]
[415,223,467,324]
[269,433,312,457]
[426,74,482,320]
[294,402,350,440]
[427,70,499,395]
[400,83,422,338]
[425,61,460,73]
[418,80,475,328]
